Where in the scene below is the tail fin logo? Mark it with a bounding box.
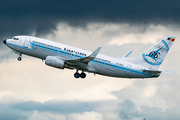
[142,46,164,66]
[146,46,163,62]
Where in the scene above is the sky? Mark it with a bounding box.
[1,0,180,120]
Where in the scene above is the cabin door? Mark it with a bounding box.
[125,65,131,75]
[24,37,31,48]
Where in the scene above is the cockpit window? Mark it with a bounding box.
[13,37,19,40]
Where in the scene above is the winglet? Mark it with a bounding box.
[89,47,102,58]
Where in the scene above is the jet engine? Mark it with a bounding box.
[45,56,69,69]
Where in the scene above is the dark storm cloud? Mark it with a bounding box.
[0,0,180,40]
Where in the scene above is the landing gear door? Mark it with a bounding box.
[24,37,31,48]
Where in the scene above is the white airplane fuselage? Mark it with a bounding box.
[3,35,174,78]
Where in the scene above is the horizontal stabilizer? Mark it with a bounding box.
[161,71,174,74]
[143,69,162,75]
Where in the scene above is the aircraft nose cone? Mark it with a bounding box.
[3,39,6,44]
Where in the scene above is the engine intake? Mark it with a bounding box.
[45,56,66,69]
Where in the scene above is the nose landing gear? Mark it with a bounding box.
[17,57,22,61]
[12,51,22,61]
[17,53,22,61]
[74,70,86,78]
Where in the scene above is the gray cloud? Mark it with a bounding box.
[1,99,180,120]
[0,103,30,120]
[0,100,117,120]
[10,100,95,114]
[118,99,180,120]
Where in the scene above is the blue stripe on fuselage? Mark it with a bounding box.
[7,41,154,77]
[31,42,154,77]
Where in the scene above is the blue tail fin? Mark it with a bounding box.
[125,36,175,70]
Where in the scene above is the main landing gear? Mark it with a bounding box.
[74,70,86,78]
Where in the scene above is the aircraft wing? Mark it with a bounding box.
[65,47,102,65]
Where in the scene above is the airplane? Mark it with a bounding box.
[3,35,175,79]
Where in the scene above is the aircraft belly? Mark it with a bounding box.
[92,63,117,77]
[92,63,153,78]
[115,69,153,78]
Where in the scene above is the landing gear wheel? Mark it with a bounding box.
[74,73,80,78]
[80,72,86,78]
[17,57,22,61]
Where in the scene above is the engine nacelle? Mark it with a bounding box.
[45,56,65,69]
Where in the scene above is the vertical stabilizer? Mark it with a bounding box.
[133,36,175,70]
